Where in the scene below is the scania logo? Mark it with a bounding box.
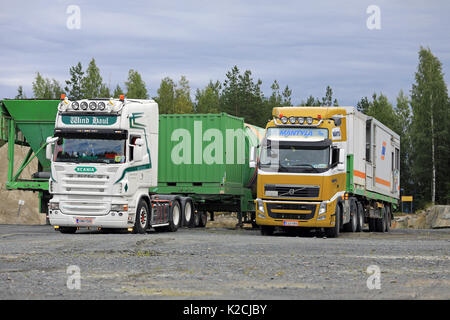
[75,167,96,173]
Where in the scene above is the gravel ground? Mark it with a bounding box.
[0,224,449,300]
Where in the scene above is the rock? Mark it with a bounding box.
[428,206,450,229]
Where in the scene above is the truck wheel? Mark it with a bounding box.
[198,211,208,227]
[260,225,274,236]
[59,226,77,234]
[325,204,341,238]
[344,200,357,232]
[134,200,149,234]
[356,202,364,232]
[191,210,200,228]
[183,200,194,227]
[385,206,391,232]
[167,200,181,232]
[375,207,386,232]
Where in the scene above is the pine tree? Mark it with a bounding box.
[81,58,103,99]
[64,62,84,100]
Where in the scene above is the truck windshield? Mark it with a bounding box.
[259,143,330,173]
[54,138,126,164]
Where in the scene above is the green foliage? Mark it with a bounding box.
[64,62,84,100]
[113,84,124,98]
[15,86,26,99]
[299,86,338,106]
[410,47,449,206]
[125,69,148,99]
[81,58,103,99]
[32,72,62,99]
[195,80,221,113]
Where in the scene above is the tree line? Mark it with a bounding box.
[15,47,449,209]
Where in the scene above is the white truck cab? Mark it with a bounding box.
[46,96,181,234]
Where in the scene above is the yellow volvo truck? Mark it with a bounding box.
[253,106,400,237]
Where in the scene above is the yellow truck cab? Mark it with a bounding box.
[254,106,400,237]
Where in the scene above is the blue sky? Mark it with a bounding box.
[0,0,449,106]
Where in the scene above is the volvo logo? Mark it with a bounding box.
[288,189,295,195]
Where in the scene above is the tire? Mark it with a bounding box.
[183,200,194,227]
[325,204,341,238]
[191,210,200,228]
[167,200,181,232]
[356,202,364,232]
[368,217,377,232]
[134,200,149,234]
[385,205,391,232]
[198,211,208,227]
[59,226,77,234]
[375,207,386,232]
[344,200,357,232]
[260,225,274,236]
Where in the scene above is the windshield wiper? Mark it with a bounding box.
[289,164,320,173]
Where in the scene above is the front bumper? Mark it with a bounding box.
[255,199,335,228]
[48,210,133,229]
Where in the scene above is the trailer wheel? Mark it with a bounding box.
[198,211,208,227]
[166,200,181,232]
[59,226,77,234]
[260,225,274,236]
[325,204,341,238]
[183,200,194,227]
[134,200,149,234]
[356,202,364,232]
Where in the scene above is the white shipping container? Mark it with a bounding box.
[345,107,400,200]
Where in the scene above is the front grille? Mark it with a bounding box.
[60,201,109,216]
[266,202,317,220]
[62,174,110,194]
[265,184,320,198]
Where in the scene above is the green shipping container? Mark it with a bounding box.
[152,113,264,213]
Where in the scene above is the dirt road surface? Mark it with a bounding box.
[0,224,449,300]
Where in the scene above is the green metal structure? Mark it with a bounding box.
[0,99,59,212]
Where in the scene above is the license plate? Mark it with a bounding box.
[75,217,93,225]
[283,220,298,226]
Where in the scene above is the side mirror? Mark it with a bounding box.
[249,146,257,168]
[134,145,143,162]
[45,136,58,160]
[134,138,144,146]
[337,148,345,171]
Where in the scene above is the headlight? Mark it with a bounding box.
[80,101,88,110]
[298,117,305,124]
[89,102,97,110]
[319,202,327,215]
[98,102,106,110]
[71,102,79,110]
[306,117,313,125]
[280,116,288,124]
[257,199,265,213]
[49,202,59,210]
[289,116,296,124]
[111,204,128,211]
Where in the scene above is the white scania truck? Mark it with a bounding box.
[46,96,182,234]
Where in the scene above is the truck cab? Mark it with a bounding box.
[46,96,179,233]
[255,107,348,236]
